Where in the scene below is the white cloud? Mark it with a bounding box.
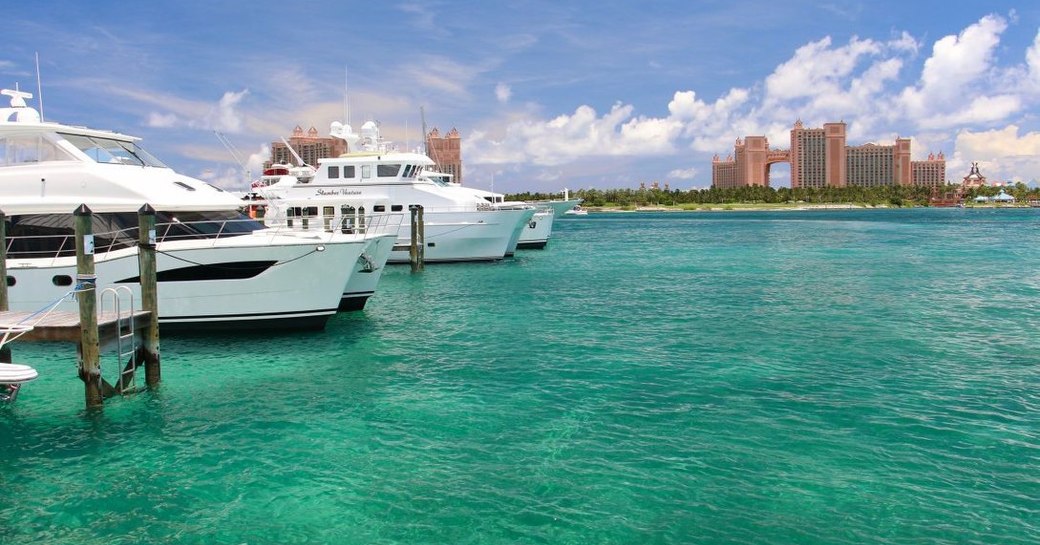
[495,82,511,103]
[899,15,1011,127]
[1026,29,1040,90]
[952,125,1040,182]
[146,112,180,128]
[207,90,249,133]
[667,167,698,180]
[468,101,684,166]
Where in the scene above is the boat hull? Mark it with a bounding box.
[5,234,364,331]
[386,208,535,263]
[339,233,396,311]
[517,209,554,250]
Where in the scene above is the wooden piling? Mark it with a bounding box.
[74,204,103,408]
[137,205,161,387]
[0,210,9,364]
[409,205,425,272]
[417,205,425,270]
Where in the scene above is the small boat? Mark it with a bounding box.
[564,205,588,216]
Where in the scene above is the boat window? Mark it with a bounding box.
[340,205,356,234]
[343,165,355,178]
[373,205,385,212]
[391,205,403,212]
[328,166,340,179]
[377,164,401,177]
[59,133,168,167]
[0,132,76,166]
[362,165,372,179]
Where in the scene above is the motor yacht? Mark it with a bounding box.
[0,88,366,331]
[423,171,553,250]
[245,191,399,311]
[531,188,584,217]
[257,121,535,263]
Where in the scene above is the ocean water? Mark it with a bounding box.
[1,208,1038,544]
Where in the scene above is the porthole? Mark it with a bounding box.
[52,275,73,286]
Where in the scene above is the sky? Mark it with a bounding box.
[4,1,1040,194]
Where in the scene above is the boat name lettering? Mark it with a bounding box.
[315,189,362,196]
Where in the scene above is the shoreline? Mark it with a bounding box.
[581,203,1034,213]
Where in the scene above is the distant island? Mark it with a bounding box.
[507,184,1040,210]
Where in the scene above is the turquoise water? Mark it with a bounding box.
[2,208,1038,544]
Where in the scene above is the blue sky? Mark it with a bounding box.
[4,1,1040,193]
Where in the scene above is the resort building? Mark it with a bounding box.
[426,127,463,184]
[712,120,947,188]
[269,125,347,167]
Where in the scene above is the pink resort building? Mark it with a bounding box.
[712,121,946,189]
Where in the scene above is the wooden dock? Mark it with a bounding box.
[0,310,152,342]
[2,204,161,409]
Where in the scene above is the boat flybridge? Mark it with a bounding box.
[0,88,370,331]
[424,171,553,250]
[257,120,535,263]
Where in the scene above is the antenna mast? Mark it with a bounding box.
[34,52,44,121]
[213,131,251,183]
[281,137,308,167]
[420,106,428,157]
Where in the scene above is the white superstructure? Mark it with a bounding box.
[258,121,535,263]
[0,88,367,331]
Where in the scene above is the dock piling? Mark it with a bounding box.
[137,205,161,387]
[1,210,10,364]
[409,205,425,272]
[74,204,103,408]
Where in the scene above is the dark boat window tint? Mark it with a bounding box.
[391,205,403,212]
[343,165,355,178]
[52,275,73,286]
[377,164,401,177]
[328,166,340,179]
[373,205,385,212]
[6,276,14,287]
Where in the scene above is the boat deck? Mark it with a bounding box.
[0,310,152,343]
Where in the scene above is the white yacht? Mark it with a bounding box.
[532,188,583,217]
[0,88,367,331]
[257,121,535,263]
[424,171,553,250]
[246,190,399,311]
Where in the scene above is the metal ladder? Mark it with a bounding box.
[99,286,138,394]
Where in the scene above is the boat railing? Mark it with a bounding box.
[263,211,405,236]
[4,218,270,262]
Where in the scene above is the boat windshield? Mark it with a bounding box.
[59,133,168,167]
[0,132,77,166]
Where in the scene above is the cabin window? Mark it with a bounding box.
[340,205,356,234]
[323,206,335,231]
[328,166,340,179]
[377,164,402,177]
[6,276,15,287]
[52,275,73,287]
[0,133,76,166]
[373,205,386,212]
[362,165,372,179]
[391,205,403,212]
[343,165,355,178]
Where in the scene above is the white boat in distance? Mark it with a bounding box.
[0,88,367,331]
[258,121,535,263]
